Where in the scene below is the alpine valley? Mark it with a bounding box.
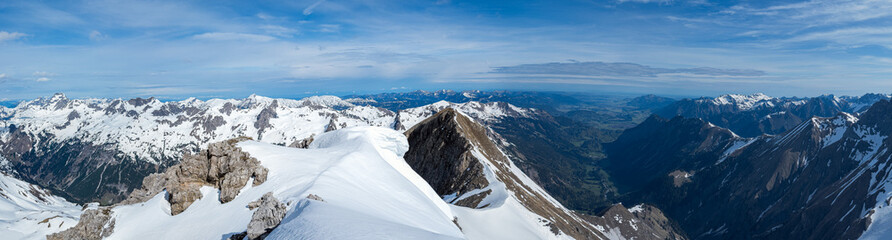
[2,90,892,240]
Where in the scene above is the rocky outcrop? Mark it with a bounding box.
[122,136,268,215]
[583,204,687,240]
[245,192,287,239]
[50,137,269,239]
[47,208,115,240]
[403,108,490,208]
[287,134,314,148]
[254,100,279,139]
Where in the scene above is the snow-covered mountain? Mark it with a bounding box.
[656,93,891,137]
[0,94,532,204]
[45,120,679,240]
[608,99,892,239]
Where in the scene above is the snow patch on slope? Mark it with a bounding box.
[0,173,81,239]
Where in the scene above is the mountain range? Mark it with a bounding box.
[3,90,892,239]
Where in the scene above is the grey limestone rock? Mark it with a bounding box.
[246,192,287,240]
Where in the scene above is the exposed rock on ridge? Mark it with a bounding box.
[46,208,115,240]
[50,137,269,239]
[123,136,268,214]
[246,192,287,239]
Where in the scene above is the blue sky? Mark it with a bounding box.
[1,0,892,100]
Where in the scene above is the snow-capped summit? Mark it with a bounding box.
[704,93,775,111]
[297,95,355,108]
[396,100,532,131]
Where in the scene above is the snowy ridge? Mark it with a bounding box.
[704,93,775,111]
[0,173,82,239]
[79,126,605,239]
[0,94,535,165]
[397,100,531,131]
[0,93,397,164]
[102,127,465,239]
[689,93,891,114]
[436,110,612,240]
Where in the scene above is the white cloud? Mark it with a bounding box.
[33,71,57,77]
[729,0,892,25]
[192,32,276,42]
[318,24,340,33]
[0,73,6,79]
[89,30,107,41]
[0,31,27,42]
[36,77,50,82]
[261,25,298,37]
[303,0,328,16]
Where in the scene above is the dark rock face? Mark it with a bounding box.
[0,128,164,204]
[605,115,739,192]
[47,208,115,240]
[404,108,687,240]
[254,100,279,139]
[610,100,892,240]
[404,108,490,208]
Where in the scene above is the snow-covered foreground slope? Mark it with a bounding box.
[0,172,81,239]
[76,127,462,239]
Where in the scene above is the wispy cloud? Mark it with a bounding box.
[303,0,328,16]
[33,71,57,77]
[491,61,766,77]
[89,30,107,41]
[192,32,276,42]
[0,31,27,42]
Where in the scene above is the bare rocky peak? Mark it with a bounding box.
[403,108,491,208]
[404,108,686,240]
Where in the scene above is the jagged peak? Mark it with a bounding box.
[50,92,67,101]
[709,93,775,110]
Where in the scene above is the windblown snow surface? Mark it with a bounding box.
[0,172,81,239]
[104,127,463,239]
[68,126,596,240]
